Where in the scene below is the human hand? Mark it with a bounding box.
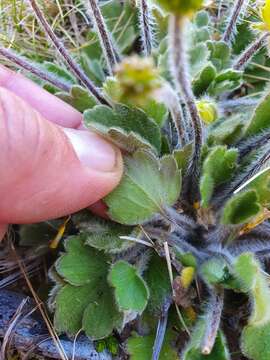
[0,65,123,240]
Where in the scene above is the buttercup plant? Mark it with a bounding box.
[4,0,270,359]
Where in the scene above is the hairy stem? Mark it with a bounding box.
[85,0,120,75]
[137,0,153,56]
[234,33,270,70]
[0,47,71,92]
[169,15,203,194]
[156,84,188,146]
[238,130,270,157]
[201,289,224,355]
[222,0,248,44]
[28,0,109,105]
[152,297,171,360]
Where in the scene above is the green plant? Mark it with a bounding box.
[5,0,270,359]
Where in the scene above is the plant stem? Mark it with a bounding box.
[137,0,153,56]
[234,33,270,70]
[156,84,188,147]
[222,0,248,44]
[0,47,71,92]
[201,289,224,355]
[28,0,109,105]
[152,297,171,360]
[169,15,203,191]
[85,0,120,75]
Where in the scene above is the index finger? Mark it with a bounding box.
[0,64,82,128]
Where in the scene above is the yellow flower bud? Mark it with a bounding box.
[262,0,270,31]
[114,55,161,107]
[197,100,218,125]
[180,267,195,289]
[154,0,203,16]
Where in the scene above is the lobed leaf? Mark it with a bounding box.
[84,104,161,153]
[105,150,182,225]
[200,146,238,207]
[108,260,149,313]
[222,190,262,225]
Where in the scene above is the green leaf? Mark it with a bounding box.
[73,212,134,254]
[200,146,238,207]
[42,62,76,86]
[246,168,270,207]
[182,330,230,360]
[241,323,270,360]
[143,99,168,127]
[222,190,262,225]
[192,64,217,96]
[234,253,270,324]
[208,70,242,96]
[200,257,241,290]
[54,235,123,339]
[108,260,149,313]
[56,85,97,112]
[207,41,231,71]
[105,151,182,225]
[195,11,210,27]
[189,43,210,77]
[84,104,161,153]
[54,281,123,340]
[234,253,270,360]
[245,92,270,137]
[127,331,178,360]
[82,285,123,340]
[56,235,108,286]
[144,255,171,313]
[207,114,245,146]
[173,143,193,177]
[54,283,95,335]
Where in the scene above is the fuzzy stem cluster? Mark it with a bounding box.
[85,0,120,75]
[28,0,109,105]
[0,47,71,92]
[137,0,153,56]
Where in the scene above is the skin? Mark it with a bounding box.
[0,65,123,240]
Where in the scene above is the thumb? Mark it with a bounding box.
[0,87,123,224]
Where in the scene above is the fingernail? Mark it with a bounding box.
[63,128,118,172]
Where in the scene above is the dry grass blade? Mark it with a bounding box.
[0,297,28,360]
[10,242,69,360]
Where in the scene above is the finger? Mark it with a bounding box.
[0,224,7,241]
[0,88,123,224]
[0,64,82,128]
[89,201,109,219]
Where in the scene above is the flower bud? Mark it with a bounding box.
[154,0,203,16]
[197,99,218,125]
[114,55,161,107]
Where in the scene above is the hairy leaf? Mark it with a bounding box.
[192,64,216,96]
[200,146,238,207]
[105,150,182,225]
[182,320,230,360]
[84,104,161,153]
[127,331,178,360]
[57,85,97,112]
[108,260,149,313]
[222,190,262,225]
[56,235,108,286]
[235,253,270,360]
[246,93,270,137]
[144,255,172,313]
